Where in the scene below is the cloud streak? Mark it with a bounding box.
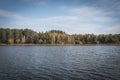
[0,9,25,20]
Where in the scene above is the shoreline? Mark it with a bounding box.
[0,44,120,46]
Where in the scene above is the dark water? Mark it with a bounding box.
[0,46,120,80]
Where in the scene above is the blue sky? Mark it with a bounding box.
[0,0,120,34]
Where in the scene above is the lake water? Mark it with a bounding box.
[0,46,120,80]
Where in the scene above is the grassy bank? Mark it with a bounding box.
[0,43,120,46]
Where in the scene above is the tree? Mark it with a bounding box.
[33,34,39,44]
[1,29,7,43]
[8,38,14,44]
[0,28,120,44]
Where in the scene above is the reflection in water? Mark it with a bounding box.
[0,46,120,80]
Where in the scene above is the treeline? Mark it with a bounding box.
[0,28,120,44]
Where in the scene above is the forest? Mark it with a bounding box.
[0,28,120,45]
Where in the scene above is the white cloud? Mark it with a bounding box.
[0,6,119,34]
[107,24,120,34]
[70,6,117,22]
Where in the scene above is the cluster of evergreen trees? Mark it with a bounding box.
[0,28,120,44]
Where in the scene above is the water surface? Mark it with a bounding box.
[0,46,120,80]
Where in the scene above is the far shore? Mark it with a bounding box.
[0,44,120,46]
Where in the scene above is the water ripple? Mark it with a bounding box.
[0,46,120,80]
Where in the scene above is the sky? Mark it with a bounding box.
[0,0,120,34]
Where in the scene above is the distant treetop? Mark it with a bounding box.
[48,30,66,34]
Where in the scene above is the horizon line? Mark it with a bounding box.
[0,27,120,35]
